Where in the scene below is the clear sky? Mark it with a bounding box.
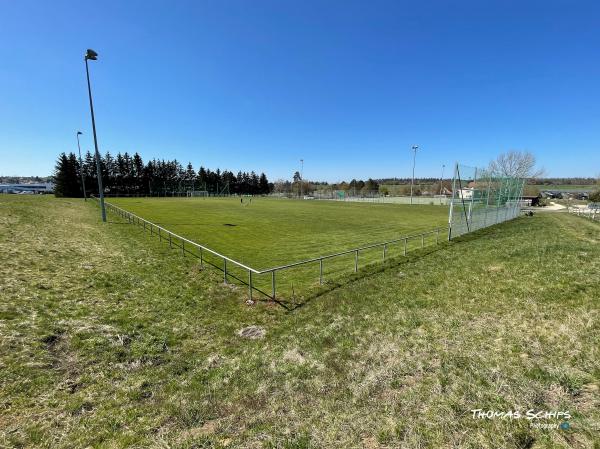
[0,0,598,181]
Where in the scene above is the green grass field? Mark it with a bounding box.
[1,196,599,448]
[107,197,449,299]
[532,185,597,191]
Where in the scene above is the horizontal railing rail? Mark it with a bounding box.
[568,206,599,221]
[262,229,441,273]
[92,196,446,302]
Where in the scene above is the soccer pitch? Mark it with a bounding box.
[107,197,449,297]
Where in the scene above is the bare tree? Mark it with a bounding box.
[272,179,289,194]
[489,150,545,179]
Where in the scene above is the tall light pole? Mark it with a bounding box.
[300,159,304,199]
[76,131,87,201]
[439,164,445,195]
[84,49,106,222]
[410,145,418,205]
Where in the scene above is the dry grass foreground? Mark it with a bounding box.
[0,195,599,449]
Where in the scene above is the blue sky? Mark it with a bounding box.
[0,0,598,181]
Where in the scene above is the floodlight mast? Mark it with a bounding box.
[410,145,419,205]
[76,131,87,201]
[300,159,304,198]
[84,48,106,222]
[439,164,445,195]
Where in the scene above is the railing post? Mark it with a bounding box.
[354,250,359,272]
[223,259,228,283]
[272,271,276,299]
[383,244,387,261]
[200,247,203,266]
[421,234,424,248]
[404,238,407,256]
[436,228,440,244]
[158,228,161,241]
[150,223,153,235]
[181,239,185,256]
[169,233,172,248]
[248,270,253,300]
[319,258,323,284]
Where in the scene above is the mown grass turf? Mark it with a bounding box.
[107,197,448,268]
[107,197,448,298]
[1,196,599,448]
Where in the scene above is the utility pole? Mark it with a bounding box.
[439,164,445,195]
[410,145,419,205]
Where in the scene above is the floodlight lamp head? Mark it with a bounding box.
[77,131,82,135]
[85,49,98,60]
[412,145,419,150]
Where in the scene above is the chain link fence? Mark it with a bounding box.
[448,163,525,239]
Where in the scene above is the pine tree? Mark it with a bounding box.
[132,153,144,194]
[53,153,70,197]
[54,153,82,197]
[259,173,269,194]
[83,151,96,195]
[67,153,82,197]
[185,162,196,191]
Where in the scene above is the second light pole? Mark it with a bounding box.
[76,131,87,201]
[410,145,419,205]
[300,158,304,199]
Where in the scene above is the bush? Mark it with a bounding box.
[589,190,600,203]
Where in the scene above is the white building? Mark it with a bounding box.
[0,183,54,194]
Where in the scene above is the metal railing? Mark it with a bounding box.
[94,197,445,301]
[568,206,599,222]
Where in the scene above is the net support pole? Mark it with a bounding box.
[447,162,458,241]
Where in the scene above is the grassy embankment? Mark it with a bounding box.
[1,196,599,448]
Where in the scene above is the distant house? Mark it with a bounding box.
[541,191,562,199]
[520,195,541,207]
[0,183,54,194]
[458,187,474,199]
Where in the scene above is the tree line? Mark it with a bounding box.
[53,151,272,197]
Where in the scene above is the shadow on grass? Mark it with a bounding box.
[269,217,528,311]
